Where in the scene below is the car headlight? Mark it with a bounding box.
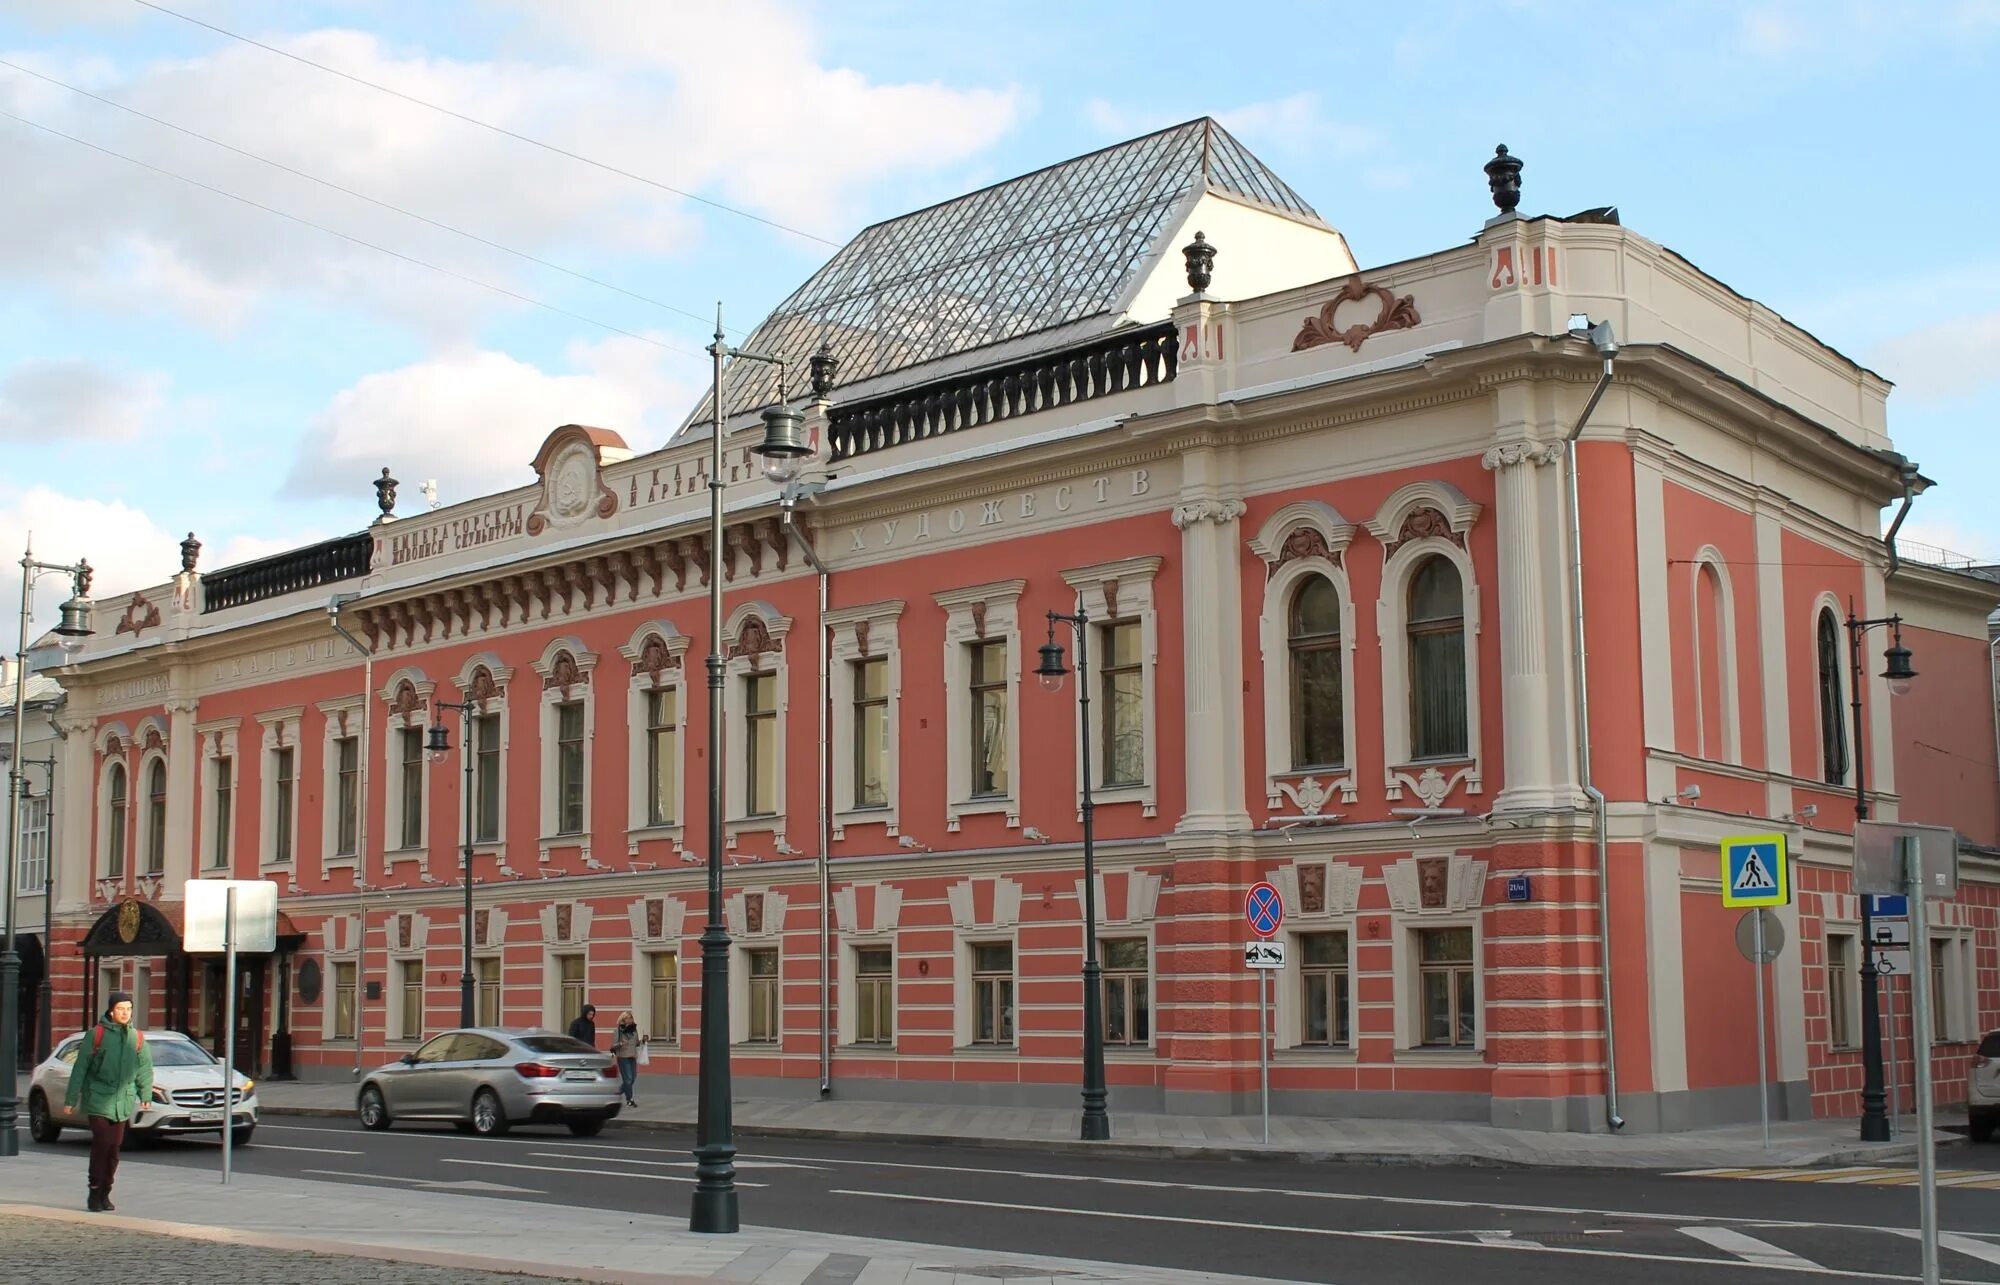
[239,1080,255,1096]
[151,1086,170,1104]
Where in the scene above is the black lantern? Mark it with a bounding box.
[425,722,450,756]
[1034,636,1068,692]
[753,404,811,485]
[1881,630,1917,695]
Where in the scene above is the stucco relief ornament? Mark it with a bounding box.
[114,592,162,637]
[1384,506,1467,558]
[1412,766,1452,809]
[1481,441,1564,470]
[1291,279,1421,353]
[1282,776,1332,816]
[1277,525,1336,569]
[116,899,141,944]
[1168,498,1247,529]
[527,428,624,535]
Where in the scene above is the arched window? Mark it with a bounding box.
[1408,557,1468,760]
[1288,577,1344,768]
[1695,563,1727,760]
[105,762,128,877]
[1817,608,1849,785]
[146,758,168,874]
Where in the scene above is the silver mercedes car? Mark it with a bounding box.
[356,1027,622,1137]
[28,1029,259,1146]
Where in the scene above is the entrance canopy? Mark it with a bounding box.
[81,897,304,958]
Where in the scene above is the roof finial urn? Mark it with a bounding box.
[809,340,839,400]
[1485,144,1523,215]
[1183,231,1216,294]
[374,467,399,522]
[179,532,201,574]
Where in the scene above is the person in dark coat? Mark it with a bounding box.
[66,992,154,1212]
[567,1003,597,1047]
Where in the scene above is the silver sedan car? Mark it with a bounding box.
[28,1029,259,1146]
[357,1027,622,1137]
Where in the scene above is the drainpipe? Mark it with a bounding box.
[1563,317,1623,1131]
[1880,454,1919,581]
[779,503,833,1097]
[328,594,372,1081]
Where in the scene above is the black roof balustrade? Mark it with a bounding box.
[200,530,373,614]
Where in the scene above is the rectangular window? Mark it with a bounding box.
[399,727,424,849]
[332,961,357,1040]
[1418,927,1476,1047]
[145,764,166,874]
[745,672,778,816]
[210,758,233,869]
[1300,932,1351,1047]
[1930,941,1948,1043]
[476,957,501,1028]
[646,689,678,826]
[20,796,49,895]
[334,736,359,856]
[855,947,893,1044]
[972,942,1014,1045]
[559,955,586,1030]
[648,952,678,1043]
[556,701,585,835]
[473,713,502,843]
[1827,934,1856,1050]
[398,960,423,1041]
[969,640,1009,797]
[107,771,127,878]
[747,948,780,1043]
[1101,938,1150,1045]
[1100,621,1144,788]
[852,657,889,808]
[273,747,296,864]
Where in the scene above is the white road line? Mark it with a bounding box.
[528,1148,826,1172]
[760,1148,1996,1243]
[301,1169,429,1184]
[1892,1230,2000,1267]
[1473,1232,1518,1246]
[828,1189,1984,1283]
[1682,1227,1816,1270]
[252,1144,363,1156]
[442,1157,768,1187]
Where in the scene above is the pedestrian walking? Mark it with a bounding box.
[567,1003,598,1048]
[65,992,154,1213]
[610,1011,646,1107]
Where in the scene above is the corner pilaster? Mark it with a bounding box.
[1171,446,1251,834]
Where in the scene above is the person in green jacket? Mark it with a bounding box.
[65,991,154,1212]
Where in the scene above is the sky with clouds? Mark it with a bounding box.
[1,0,1996,631]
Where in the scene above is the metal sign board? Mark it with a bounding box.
[183,879,279,954]
[1505,875,1532,902]
[1854,821,1958,899]
[1867,894,1909,919]
[1244,882,1284,939]
[1734,908,1785,963]
[1719,834,1790,908]
[1245,940,1286,970]
[1870,917,1911,950]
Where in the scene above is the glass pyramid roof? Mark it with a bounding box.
[695,117,1323,427]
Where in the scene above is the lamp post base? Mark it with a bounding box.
[689,1183,740,1235]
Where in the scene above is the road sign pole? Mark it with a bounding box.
[222,883,236,1188]
[1901,837,1939,1285]
[1258,966,1270,1146]
[1885,961,1900,1138]
[1752,909,1770,1150]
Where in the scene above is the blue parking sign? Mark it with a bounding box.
[1720,834,1790,908]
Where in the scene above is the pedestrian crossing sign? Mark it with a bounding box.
[1720,834,1790,907]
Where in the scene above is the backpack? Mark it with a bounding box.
[91,1024,143,1053]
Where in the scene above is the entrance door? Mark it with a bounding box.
[234,960,265,1076]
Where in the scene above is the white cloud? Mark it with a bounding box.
[284,342,699,504]
[0,357,165,440]
[1869,312,2000,403]
[0,6,1022,332]
[0,483,328,640]
[1084,92,1383,161]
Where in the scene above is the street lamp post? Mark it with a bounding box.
[691,306,805,1235]
[424,700,478,1028]
[1033,607,1111,1141]
[1,542,92,1159]
[1846,606,1917,1144]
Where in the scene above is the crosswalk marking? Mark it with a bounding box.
[1682,1226,1814,1269]
[1891,1229,2000,1267]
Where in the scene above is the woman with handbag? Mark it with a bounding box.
[610,1011,645,1108]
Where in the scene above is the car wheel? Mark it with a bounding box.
[1972,1112,1997,1143]
[358,1086,393,1131]
[469,1089,509,1137]
[231,1125,255,1148]
[27,1092,60,1145]
[566,1118,605,1138]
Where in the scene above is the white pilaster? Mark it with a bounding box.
[1483,428,1575,812]
[1643,836,1688,1099]
[1632,454,1677,803]
[1753,503,1794,818]
[55,716,93,916]
[1172,446,1250,833]
[163,695,197,893]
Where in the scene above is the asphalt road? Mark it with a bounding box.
[23,1115,2000,1285]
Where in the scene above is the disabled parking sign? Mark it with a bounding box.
[1720,834,1790,908]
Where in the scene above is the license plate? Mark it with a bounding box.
[561,1069,596,1083]
[188,1110,225,1124]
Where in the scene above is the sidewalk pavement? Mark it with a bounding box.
[0,1148,1290,1285]
[256,1078,1966,1170]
